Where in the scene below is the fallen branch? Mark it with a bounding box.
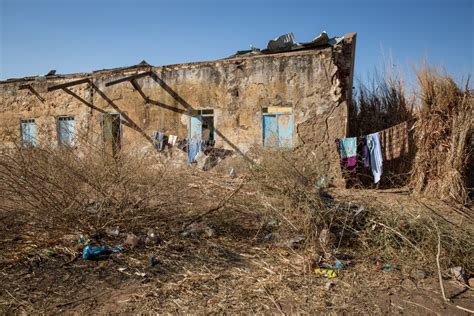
[434,222,449,302]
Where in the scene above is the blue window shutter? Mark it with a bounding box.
[58,117,75,145]
[21,119,36,147]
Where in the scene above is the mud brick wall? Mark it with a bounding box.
[0,33,356,180]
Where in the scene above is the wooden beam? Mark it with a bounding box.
[48,78,90,91]
[105,71,153,87]
[62,88,107,114]
[130,79,148,102]
[18,84,46,103]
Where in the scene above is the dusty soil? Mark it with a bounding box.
[0,171,472,314]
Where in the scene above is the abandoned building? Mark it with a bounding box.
[0,32,356,178]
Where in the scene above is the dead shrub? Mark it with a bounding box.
[245,148,328,249]
[246,147,473,273]
[0,127,167,236]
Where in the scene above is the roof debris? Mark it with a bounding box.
[231,31,344,57]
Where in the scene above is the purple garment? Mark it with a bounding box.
[363,138,370,167]
[336,139,357,179]
[341,156,357,168]
[336,139,357,168]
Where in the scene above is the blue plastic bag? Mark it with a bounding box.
[82,245,109,260]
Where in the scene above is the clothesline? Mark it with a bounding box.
[336,121,409,184]
[151,130,216,163]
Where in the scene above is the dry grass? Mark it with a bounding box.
[410,67,473,205]
[0,65,472,312]
[244,148,473,274]
[350,64,472,200]
[350,67,413,137]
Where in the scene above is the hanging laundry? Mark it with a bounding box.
[336,137,357,168]
[379,121,409,160]
[362,137,370,168]
[177,138,187,151]
[188,137,201,163]
[366,132,383,183]
[168,135,178,146]
[151,131,167,151]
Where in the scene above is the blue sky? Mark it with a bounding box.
[1,0,472,87]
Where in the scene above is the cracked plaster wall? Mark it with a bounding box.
[0,34,356,179]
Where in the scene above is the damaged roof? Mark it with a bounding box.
[1,32,351,84]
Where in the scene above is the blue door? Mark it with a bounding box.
[188,114,203,162]
[189,115,203,141]
[263,115,278,147]
[263,113,293,148]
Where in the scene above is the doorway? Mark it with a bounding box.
[189,109,214,142]
[102,113,121,156]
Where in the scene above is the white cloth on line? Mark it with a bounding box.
[367,132,383,184]
[169,135,178,146]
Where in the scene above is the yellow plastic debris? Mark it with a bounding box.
[314,268,338,279]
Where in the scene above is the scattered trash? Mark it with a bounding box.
[204,226,216,238]
[79,234,89,245]
[266,218,280,228]
[382,263,393,272]
[105,226,120,237]
[82,245,109,260]
[450,266,468,284]
[334,259,344,270]
[181,222,214,237]
[325,281,335,290]
[263,232,279,242]
[111,245,123,253]
[150,256,160,267]
[134,272,147,277]
[315,176,327,189]
[145,230,160,246]
[124,233,140,249]
[229,167,236,178]
[314,268,338,279]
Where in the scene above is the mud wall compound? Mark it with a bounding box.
[0,33,356,180]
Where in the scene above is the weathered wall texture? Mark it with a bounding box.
[0,33,356,179]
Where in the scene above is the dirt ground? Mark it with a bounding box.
[0,170,472,314]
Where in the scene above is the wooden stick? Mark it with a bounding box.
[455,305,474,314]
[434,222,449,302]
